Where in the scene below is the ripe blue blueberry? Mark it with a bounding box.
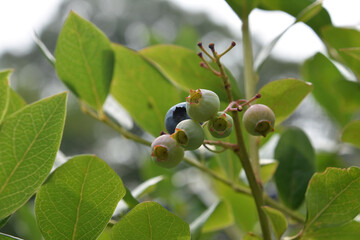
[172,119,204,150]
[165,102,190,134]
[151,134,184,168]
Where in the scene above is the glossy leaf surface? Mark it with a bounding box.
[0,93,67,219]
[55,11,114,110]
[303,167,360,236]
[35,155,125,240]
[111,201,190,240]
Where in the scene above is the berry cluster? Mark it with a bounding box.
[151,88,275,168]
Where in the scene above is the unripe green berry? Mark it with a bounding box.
[186,89,220,122]
[242,104,275,137]
[208,112,233,138]
[151,134,184,168]
[172,119,204,150]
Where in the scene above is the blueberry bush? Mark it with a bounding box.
[1,0,360,239]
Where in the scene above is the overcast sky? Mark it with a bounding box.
[0,0,359,61]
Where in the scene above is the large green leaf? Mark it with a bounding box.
[302,167,360,235]
[139,44,241,101]
[111,201,191,240]
[274,127,315,209]
[35,155,125,240]
[341,120,360,148]
[262,206,287,240]
[302,220,360,240]
[302,53,360,125]
[111,44,181,136]
[257,78,313,125]
[55,11,114,111]
[321,26,360,80]
[0,70,11,123]
[0,93,67,219]
[225,0,259,19]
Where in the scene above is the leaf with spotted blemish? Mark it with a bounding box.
[0,92,67,220]
[35,155,125,240]
[111,201,191,240]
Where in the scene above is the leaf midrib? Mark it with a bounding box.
[305,175,360,232]
[0,101,61,195]
[71,26,101,110]
[72,157,93,240]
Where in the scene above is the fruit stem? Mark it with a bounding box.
[242,15,271,240]
[203,23,271,240]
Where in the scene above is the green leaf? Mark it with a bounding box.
[260,160,278,184]
[111,44,181,136]
[274,127,315,209]
[243,232,262,240]
[0,215,11,228]
[190,201,234,239]
[0,93,67,219]
[225,0,259,19]
[342,120,360,148]
[295,0,324,23]
[111,201,191,240]
[262,206,287,240]
[35,155,125,240]
[303,167,360,234]
[257,78,313,125]
[0,233,23,240]
[5,89,27,118]
[202,200,234,233]
[302,220,360,240]
[139,44,241,101]
[341,47,360,61]
[55,11,114,111]
[302,53,360,125]
[0,69,11,123]
[321,26,360,80]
